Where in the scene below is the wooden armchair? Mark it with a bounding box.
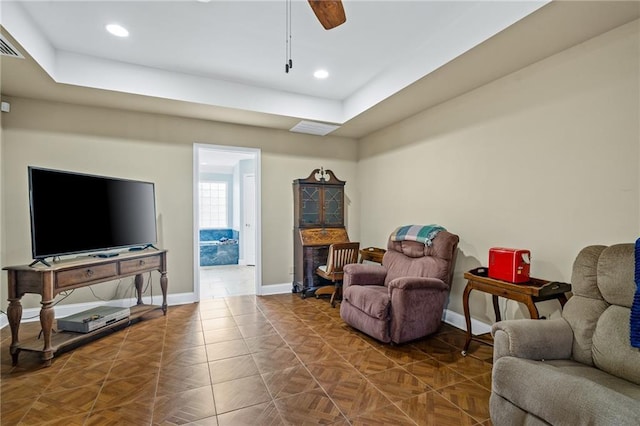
[315,242,360,307]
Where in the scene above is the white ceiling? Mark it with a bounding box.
[1,1,638,138]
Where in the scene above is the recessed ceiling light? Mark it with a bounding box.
[314,69,329,79]
[106,24,129,38]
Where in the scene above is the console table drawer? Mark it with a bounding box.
[57,264,118,288]
[120,256,161,275]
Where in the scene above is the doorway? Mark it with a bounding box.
[194,144,261,299]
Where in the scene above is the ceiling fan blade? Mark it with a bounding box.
[308,0,346,30]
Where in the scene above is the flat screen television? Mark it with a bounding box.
[28,167,158,265]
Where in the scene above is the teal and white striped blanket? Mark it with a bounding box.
[390,225,446,247]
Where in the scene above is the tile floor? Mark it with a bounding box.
[200,266,256,298]
[1,294,494,425]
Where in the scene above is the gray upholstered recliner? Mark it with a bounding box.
[339,230,459,344]
[491,244,640,426]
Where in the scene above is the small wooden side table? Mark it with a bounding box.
[359,247,386,264]
[461,267,571,356]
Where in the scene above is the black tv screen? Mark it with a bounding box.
[28,167,158,260]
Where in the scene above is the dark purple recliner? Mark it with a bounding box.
[340,230,459,344]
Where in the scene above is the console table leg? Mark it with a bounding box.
[7,297,22,366]
[558,294,568,307]
[160,272,168,315]
[135,274,144,305]
[525,298,540,320]
[39,299,54,366]
[492,295,502,322]
[462,284,473,356]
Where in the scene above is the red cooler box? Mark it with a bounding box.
[488,247,531,283]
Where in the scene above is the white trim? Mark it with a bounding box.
[0,292,197,328]
[259,283,293,296]
[1,291,491,337]
[193,146,202,301]
[253,153,262,292]
[193,144,262,302]
[442,308,492,336]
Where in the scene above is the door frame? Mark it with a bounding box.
[241,173,256,266]
[193,143,262,299]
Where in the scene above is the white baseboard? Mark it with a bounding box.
[259,283,293,296]
[1,288,491,337]
[442,308,492,335]
[0,292,197,329]
[250,284,494,335]
[253,284,493,335]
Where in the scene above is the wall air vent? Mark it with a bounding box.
[290,120,340,136]
[0,35,24,59]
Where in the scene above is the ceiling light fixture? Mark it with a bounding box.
[314,69,329,79]
[106,24,129,38]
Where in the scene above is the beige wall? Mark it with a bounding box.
[1,19,638,326]
[260,153,359,286]
[0,99,358,310]
[358,20,639,324]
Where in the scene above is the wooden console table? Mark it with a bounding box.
[462,267,570,356]
[3,249,168,366]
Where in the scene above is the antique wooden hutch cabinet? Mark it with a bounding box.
[292,168,350,296]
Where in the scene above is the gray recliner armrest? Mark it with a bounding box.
[492,318,573,363]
